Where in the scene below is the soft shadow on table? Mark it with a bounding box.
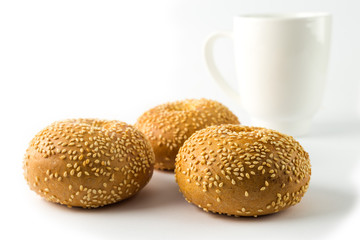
[283,185,356,220]
[205,184,356,221]
[50,172,357,240]
[108,171,184,212]
[204,184,357,239]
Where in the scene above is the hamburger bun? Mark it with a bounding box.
[175,124,311,216]
[135,99,239,170]
[23,119,155,208]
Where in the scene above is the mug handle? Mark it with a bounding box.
[203,31,241,105]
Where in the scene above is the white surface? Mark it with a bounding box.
[0,1,360,240]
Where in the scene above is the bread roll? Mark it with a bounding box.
[135,99,239,170]
[175,124,311,216]
[23,119,155,208]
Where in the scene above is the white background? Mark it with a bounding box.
[1,0,359,240]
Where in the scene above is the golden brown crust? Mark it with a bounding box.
[23,119,155,208]
[135,99,240,170]
[175,124,311,217]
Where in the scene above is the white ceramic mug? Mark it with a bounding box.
[204,13,332,136]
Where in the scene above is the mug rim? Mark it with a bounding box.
[234,12,331,20]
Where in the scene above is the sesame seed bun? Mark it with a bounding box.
[175,124,311,217]
[135,99,240,170]
[23,119,155,208]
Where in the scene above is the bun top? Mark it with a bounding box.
[136,98,239,148]
[177,124,310,182]
[28,119,153,167]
